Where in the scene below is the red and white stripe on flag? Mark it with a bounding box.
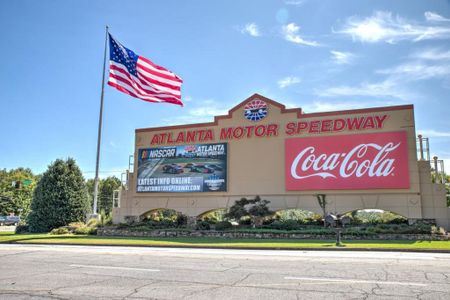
[107,35,183,106]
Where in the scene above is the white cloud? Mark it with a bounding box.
[376,62,450,80]
[338,11,450,43]
[187,106,227,117]
[417,129,450,138]
[281,23,320,46]
[411,48,450,61]
[278,76,301,88]
[330,50,355,64]
[320,47,450,101]
[302,101,376,113]
[162,99,228,125]
[315,78,408,99]
[424,11,450,22]
[241,23,261,37]
[285,0,305,6]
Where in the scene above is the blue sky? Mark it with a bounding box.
[1,0,450,179]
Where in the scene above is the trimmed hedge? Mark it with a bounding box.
[214,221,233,231]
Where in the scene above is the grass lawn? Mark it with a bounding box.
[0,231,449,250]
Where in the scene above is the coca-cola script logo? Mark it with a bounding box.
[285,132,410,190]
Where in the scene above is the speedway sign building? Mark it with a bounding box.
[114,94,450,229]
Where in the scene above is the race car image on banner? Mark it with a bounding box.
[137,143,227,192]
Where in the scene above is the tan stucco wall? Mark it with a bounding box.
[419,161,450,229]
[113,94,449,229]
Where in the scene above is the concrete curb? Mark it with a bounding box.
[2,241,450,254]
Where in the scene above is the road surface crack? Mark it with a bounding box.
[231,273,252,286]
[121,281,154,299]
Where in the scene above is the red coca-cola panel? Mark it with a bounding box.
[285,131,410,190]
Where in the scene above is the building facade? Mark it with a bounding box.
[114,94,450,229]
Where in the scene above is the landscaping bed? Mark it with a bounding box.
[1,232,450,251]
[97,225,449,241]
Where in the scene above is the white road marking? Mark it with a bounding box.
[284,276,427,286]
[1,244,449,262]
[70,264,160,272]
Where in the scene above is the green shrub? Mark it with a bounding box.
[87,218,99,228]
[391,224,400,231]
[15,224,29,234]
[176,214,187,226]
[28,158,90,232]
[74,226,97,235]
[238,217,251,226]
[198,209,226,224]
[340,223,436,235]
[195,221,211,230]
[431,226,445,235]
[140,213,188,229]
[124,216,138,224]
[98,209,113,227]
[67,222,86,231]
[49,221,100,235]
[303,214,323,226]
[264,220,302,231]
[215,221,233,231]
[413,223,433,234]
[50,227,70,235]
[347,210,408,225]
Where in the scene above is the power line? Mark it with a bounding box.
[82,170,126,174]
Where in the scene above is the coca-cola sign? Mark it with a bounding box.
[285,132,410,190]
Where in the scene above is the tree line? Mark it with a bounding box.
[0,158,122,232]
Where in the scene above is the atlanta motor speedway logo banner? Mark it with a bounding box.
[285,131,410,190]
[137,143,227,193]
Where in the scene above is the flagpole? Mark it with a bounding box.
[93,25,109,216]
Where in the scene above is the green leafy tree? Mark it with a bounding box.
[225,197,251,221]
[248,196,273,227]
[86,176,121,214]
[225,196,273,227]
[98,176,121,214]
[28,158,90,232]
[0,168,38,218]
[86,178,95,204]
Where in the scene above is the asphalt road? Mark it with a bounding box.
[0,245,449,299]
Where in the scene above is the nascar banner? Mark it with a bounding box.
[137,143,227,192]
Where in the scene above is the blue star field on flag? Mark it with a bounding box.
[109,34,138,77]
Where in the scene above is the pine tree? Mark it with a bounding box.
[28,158,90,232]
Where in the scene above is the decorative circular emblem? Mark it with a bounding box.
[244,99,268,122]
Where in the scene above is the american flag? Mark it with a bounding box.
[107,34,183,106]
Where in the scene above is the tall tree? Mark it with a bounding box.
[28,158,90,232]
[98,176,122,214]
[86,176,121,214]
[0,168,37,218]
